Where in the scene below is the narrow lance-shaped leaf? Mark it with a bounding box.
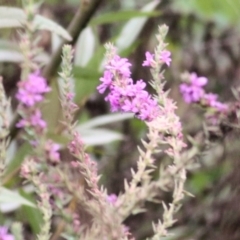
[74,27,95,67]
[0,187,36,209]
[0,7,72,40]
[78,113,133,130]
[76,128,124,146]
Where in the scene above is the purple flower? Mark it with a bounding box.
[98,52,160,121]
[16,110,46,130]
[0,226,14,240]
[45,140,60,163]
[180,73,227,112]
[30,110,46,129]
[160,50,171,66]
[203,93,218,105]
[203,93,228,112]
[142,51,155,67]
[190,72,208,87]
[16,72,50,107]
[16,88,43,106]
[106,194,117,205]
[97,71,113,94]
[179,73,207,103]
[179,83,204,103]
[106,55,132,77]
[16,118,29,128]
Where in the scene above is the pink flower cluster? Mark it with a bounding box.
[97,54,160,121]
[16,72,50,107]
[180,73,227,112]
[16,72,50,131]
[16,109,46,130]
[45,140,60,163]
[16,72,60,163]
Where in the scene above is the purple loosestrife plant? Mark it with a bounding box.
[15,4,59,236]
[15,6,57,237]
[58,45,128,240]
[16,72,54,240]
[97,25,193,239]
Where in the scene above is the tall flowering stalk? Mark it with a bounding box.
[15,1,61,239]
[58,45,127,239]
[0,77,10,186]
[98,25,192,238]
[17,73,54,240]
[0,78,14,239]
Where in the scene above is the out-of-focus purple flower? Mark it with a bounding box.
[45,140,60,163]
[142,51,155,67]
[0,226,14,240]
[16,110,46,130]
[190,72,208,87]
[106,194,117,205]
[179,83,204,103]
[16,72,50,107]
[180,73,228,112]
[159,50,171,66]
[98,53,160,121]
[30,110,46,129]
[179,73,207,103]
[203,93,228,112]
[16,118,28,128]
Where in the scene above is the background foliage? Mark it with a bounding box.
[1,0,240,239]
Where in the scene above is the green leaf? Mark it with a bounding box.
[115,0,160,51]
[74,27,95,67]
[42,79,62,130]
[0,7,26,28]
[0,39,20,51]
[78,113,133,130]
[86,45,106,71]
[73,65,101,103]
[4,143,31,184]
[33,15,72,41]
[20,190,42,234]
[172,0,240,27]
[46,132,69,146]
[0,49,23,62]
[189,171,212,195]
[76,128,123,146]
[61,233,75,240]
[90,10,161,26]
[0,7,72,40]
[0,187,36,208]
[73,66,101,79]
